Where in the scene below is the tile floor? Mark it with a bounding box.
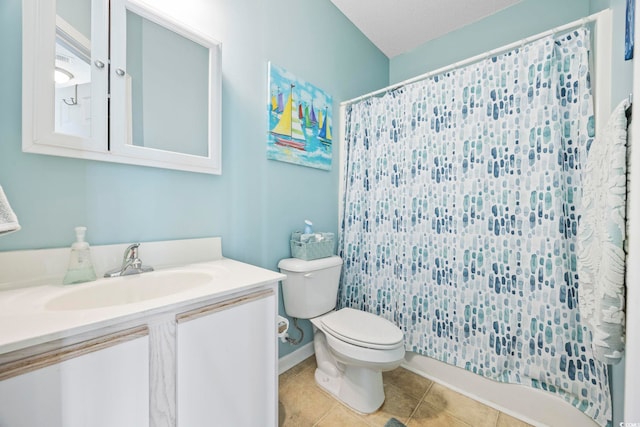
[278,356,533,427]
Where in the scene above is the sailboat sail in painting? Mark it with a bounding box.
[272,84,306,150]
[318,107,332,147]
[268,62,333,170]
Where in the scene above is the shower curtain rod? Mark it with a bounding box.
[341,10,608,106]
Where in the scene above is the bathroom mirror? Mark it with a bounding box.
[109,0,221,171]
[22,0,222,175]
[125,10,209,156]
[55,17,92,140]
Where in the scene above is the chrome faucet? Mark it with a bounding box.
[104,243,154,277]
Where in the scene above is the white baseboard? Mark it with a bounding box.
[402,352,597,427]
[278,342,314,374]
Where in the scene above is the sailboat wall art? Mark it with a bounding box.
[268,62,333,171]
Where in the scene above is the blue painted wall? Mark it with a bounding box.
[389,0,631,424]
[390,0,597,84]
[1,0,632,420]
[0,0,388,357]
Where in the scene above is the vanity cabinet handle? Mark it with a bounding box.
[115,68,126,77]
[94,60,105,69]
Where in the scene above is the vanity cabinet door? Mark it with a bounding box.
[176,289,277,427]
[0,326,149,427]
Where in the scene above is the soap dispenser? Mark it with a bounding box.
[63,226,97,285]
[304,219,313,235]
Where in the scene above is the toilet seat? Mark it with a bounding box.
[320,308,404,350]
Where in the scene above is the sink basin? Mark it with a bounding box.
[46,270,212,310]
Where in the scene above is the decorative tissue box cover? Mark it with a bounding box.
[290,232,335,260]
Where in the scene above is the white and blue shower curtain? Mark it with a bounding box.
[339,29,611,425]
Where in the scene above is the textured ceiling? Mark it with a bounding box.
[330,0,522,58]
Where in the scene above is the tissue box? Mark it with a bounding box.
[290,231,335,260]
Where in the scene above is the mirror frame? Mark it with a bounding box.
[22,0,222,175]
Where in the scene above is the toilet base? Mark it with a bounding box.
[313,330,385,414]
[315,364,385,414]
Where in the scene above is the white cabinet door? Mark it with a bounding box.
[0,327,149,427]
[176,289,277,427]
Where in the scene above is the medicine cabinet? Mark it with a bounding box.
[22,0,222,175]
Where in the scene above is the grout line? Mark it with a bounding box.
[311,405,332,427]
[405,404,420,425]
[406,381,434,423]
[423,380,434,399]
[308,380,344,426]
[408,381,435,420]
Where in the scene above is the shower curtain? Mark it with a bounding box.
[339,29,611,426]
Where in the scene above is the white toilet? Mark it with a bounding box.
[278,256,405,413]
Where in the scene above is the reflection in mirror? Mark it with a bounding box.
[54,18,92,139]
[126,10,209,157]
[54,31,91,138]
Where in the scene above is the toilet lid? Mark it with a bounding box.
[320,308,404,350]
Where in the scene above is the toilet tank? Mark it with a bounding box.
[278,256,343,319]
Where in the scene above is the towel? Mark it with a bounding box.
[0,185,21,236]
[384,418,407,427]
[577,98,629,365]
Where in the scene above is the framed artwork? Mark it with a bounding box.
[626,0,635,60]
[267,62,333,171]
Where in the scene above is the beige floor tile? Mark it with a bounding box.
[297,354,318,371]
[496,412,534,427]
[423,383,499,427]
[278,367,299,389]
[407,401,471,427]
[280,355,317,387]
[285,357,317,384]
[315,405,371,427]
[279,357,507,427]
[383,367,433,400]
[278,400,287,426]
[278,368,336,426]
[360,382,422,426]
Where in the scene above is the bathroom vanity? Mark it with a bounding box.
[0,238,284,427]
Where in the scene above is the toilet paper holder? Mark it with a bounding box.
[277,315,289,342]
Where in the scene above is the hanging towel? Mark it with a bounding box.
[0,185,21,236]
[577,98,630,365]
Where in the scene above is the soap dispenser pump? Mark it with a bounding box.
[63,226,97,285]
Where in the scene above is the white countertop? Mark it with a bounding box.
[0,258,285,355]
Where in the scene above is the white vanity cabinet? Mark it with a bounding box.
[0,241,283,427]
[176,289,277,427]
[0,286,279,427]
[0,327,150,427]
